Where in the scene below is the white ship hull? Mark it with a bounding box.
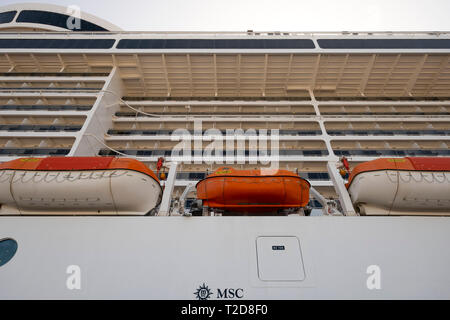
[1,216,449,299]
[0,3,450,302]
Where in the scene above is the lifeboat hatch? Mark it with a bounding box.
[256,236,305,281]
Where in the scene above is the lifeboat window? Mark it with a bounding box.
[0,238,18,267]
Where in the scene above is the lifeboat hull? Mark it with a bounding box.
[196,167,310,214]
[347,157,450,215]
[0,157,162,215]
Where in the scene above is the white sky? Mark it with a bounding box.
[2,0,450,31]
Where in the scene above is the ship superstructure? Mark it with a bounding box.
[0,3,449,299]
[1,4,450,208]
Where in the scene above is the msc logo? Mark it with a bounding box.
[217,288,244,299]
[194,283,213,300]
[194,283,244,300]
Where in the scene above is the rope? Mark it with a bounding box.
[0,171,11,183]
[388,153,401,215]
[46,172,60,183]
[99,90,200,119]
[20,171,36,183]
[99,90,161,117]
[83,133,149,161]
[422,171,434,183]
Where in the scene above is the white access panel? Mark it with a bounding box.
[256,236,305,281]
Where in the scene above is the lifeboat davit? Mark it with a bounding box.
[347,157,450,216]
[0,157,162,215]
[196,167,310,214]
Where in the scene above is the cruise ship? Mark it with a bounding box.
[0,3,449,299]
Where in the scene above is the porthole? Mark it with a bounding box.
[0,238,18,267]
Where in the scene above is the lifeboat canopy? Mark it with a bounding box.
[0,157,162,216]
[196,167,310,215]
[347,157,450,216]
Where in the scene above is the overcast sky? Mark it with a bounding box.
[2,0,450,31]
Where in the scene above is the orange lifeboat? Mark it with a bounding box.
[346,157,450,215]
[196,167,310,214]
[0,157,162,215]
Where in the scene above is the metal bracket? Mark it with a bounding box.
[309,187,342,216]
[327,161,358,216]
[157,161,178,216]
[179,182,196,216]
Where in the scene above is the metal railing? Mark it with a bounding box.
[0,31,449,37]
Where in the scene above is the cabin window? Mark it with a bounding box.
[0,39,115,49]
[117,39,315,49]
[0,11,16,24]
[318,39,450,49]
[16,10,108,31]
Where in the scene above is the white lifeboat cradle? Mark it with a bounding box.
[159,157,450,217]
[156,160,353,217]
[156,160,346,217]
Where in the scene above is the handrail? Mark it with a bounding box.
[0,89,99,94]
[0,31,449,37]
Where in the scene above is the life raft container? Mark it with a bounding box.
[346,157,450,216]
[0,157,162,215]
[196,167,310,214]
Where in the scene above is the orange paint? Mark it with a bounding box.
[196,167,310,214]
[0,157,160,182]
[406,157,450,171]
